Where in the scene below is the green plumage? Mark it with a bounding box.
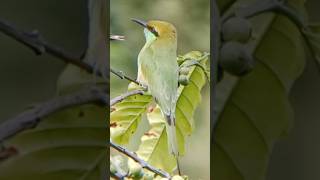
[136,22,179,160]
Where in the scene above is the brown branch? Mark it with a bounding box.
[110,171,126,180]
[0,86,107,141]
[110,90,145,107]
[110,68,148,90]
[110,155,127,180]
[110,141,171,179]
[0,18,103,76]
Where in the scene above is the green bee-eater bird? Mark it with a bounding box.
[132,19,180,174]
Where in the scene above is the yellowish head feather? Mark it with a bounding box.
[147,20,177,42]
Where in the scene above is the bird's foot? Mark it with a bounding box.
[136,80,148,90]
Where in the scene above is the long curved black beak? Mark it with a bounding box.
[131,18,147,28]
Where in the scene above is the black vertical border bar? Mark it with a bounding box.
[211,0,220,179]
[210,0,213,178]
[106,0,110,179]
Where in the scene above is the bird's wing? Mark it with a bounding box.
[139,49,180,158]
[141,53,178,117]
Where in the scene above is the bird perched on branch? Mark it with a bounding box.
[132,19,180,174]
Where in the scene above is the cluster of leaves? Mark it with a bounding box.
[214,0,320,179]
[110,51,210,179]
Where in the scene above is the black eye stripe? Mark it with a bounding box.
[147,26,159,37]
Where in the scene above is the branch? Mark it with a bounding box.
[221,0,277,22]
[110,171,126,180]
[110,90,145,107]
[110,68,148,90]
[110,35,125,41]
[222,0,306,29]
[240,0,305,28]
[110,141,171,179]
[0,19,102,76]
[0,86,107,141]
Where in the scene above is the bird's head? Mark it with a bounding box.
[132,19,177,48]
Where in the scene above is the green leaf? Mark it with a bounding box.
[176,51,209,137]
[0,104,106,180]
[131,107,178,173]
[110,84,152,144]
[214,1,306,180]
[133,51,209,173]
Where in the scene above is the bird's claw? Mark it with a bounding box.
[137,81,148,90]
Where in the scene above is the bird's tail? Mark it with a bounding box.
[165,114,181,175]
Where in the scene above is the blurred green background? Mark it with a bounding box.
[0,0,87,122]
[110,0,210,179]
[266,1,320,180]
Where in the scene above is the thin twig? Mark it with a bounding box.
[221,0,277,22]
[110,90,145,106]
[221,0,306,29]
[110,171,126,180]
[110,155,128,180]
[0,19,101,75]
[110,141,171,179]
[0,86,107,141]
[110,35,125,41]
[110,68,147,90]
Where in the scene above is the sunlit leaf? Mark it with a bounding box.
[0,104,106,180]
[110,84,152,144]
[132,51,209,173]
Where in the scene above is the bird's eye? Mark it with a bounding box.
[147,26,159,37]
